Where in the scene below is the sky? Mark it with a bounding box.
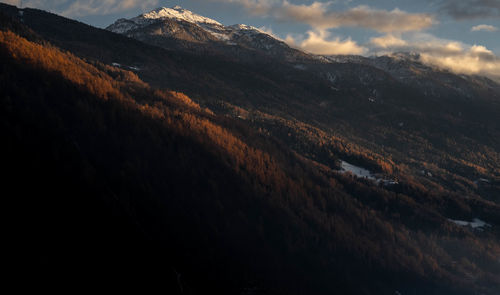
[3,0,500,79]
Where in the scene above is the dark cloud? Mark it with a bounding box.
[437,0,500,20]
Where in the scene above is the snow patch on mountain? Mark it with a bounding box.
[141,6,222,26]
[340,160,375,180]
[229,24,271,36]
[448,218,492,231]
[338,160,398,186]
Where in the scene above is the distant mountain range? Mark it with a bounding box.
[106,6,500,102]
[1,3,499,294]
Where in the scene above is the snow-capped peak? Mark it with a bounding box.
[140,6,222,26]
[106,6,288,54]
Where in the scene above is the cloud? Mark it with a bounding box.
[7,0,159,17]
[1,0,20,5]
[436,0,500,20]
[62,0,159,17]
[279,3,434,33]
[471,24,498,32]
[286,29,367,55]
[369,33,462,56]
[370,34,408,49]
[204,1,500,80]
[420,45,500,80]
[215,0,435,33]
[369,33,500,80]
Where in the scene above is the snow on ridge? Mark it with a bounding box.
[229,24,276,38]
[198,23,275,42]
[107,19,139,34]
[107,6,223,34]
[139,6,222,26]
[230,24,262,33]
[197,22,276,43]
[107,6,283,47]
[230,24,256,30]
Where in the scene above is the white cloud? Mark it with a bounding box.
[279,3,434,33]
[370,34,407,49]
[1,0,20,5]
[420,45,500,80]
[214,0,435,33]
[369,33,500,81]
[471,24,498,32]
[286,29,367,55]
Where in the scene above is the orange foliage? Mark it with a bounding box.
[0,30,120,100]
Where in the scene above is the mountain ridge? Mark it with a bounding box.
[107,6,273,43]
[106,6,500,86]
[106,5,313,62]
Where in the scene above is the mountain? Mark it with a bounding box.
[106,6,311,62]
[1,3,500,294]
[108,6,224,34]
[106,7,500,106]
[324,52,500,97]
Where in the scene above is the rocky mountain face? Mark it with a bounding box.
[106,6,311,62]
